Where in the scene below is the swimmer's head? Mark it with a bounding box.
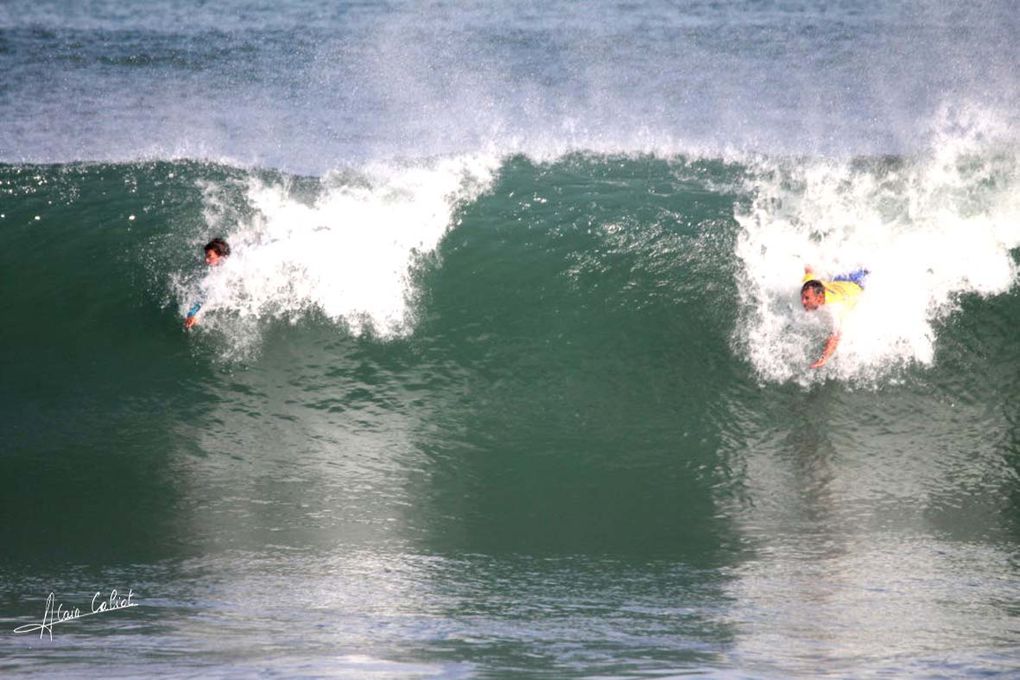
[204,238,230,266]
[801,280,825,310]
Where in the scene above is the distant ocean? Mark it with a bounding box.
[2,1,1018,677]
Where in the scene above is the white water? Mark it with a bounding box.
[735,106,1020,385]
[176,154,500,353]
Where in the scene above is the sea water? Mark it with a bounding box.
[2,1,1018,677]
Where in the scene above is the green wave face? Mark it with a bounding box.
[2,149,1018,559]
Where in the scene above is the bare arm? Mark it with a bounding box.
[184,302,202,329]
[810,333,840,369]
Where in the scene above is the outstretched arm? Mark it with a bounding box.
[811,333,840,369]
[184,302,202,329]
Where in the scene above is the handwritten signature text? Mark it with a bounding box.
[13,590,138,640]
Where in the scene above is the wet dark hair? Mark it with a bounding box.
[801,280,824,295]
[204,238,230,257]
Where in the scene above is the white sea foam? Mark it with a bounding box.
[735,106,1019,385]
[177,153,500,351]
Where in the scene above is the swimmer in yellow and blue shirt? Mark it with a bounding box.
[800,265,869,368]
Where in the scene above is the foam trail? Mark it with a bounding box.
[176,154,499,352]
[735,107,1019,385]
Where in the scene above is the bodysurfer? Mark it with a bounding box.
[184,238,230,329]
[800,265,869,368]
